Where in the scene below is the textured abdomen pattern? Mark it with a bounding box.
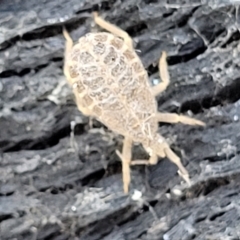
[67,32,158,142]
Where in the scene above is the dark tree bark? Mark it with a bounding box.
[1,0,240,239]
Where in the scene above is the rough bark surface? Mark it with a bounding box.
[1,0,240,239]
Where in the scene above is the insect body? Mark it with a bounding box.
[69,32,157,144]
[63,12,205,193]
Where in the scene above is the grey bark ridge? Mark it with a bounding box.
[1,1,240,239]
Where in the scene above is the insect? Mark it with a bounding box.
[63,12,205,193]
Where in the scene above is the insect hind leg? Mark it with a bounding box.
[93,12,133,50]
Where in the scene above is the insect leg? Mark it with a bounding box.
[155,112,205,126]
[163,144,190,185]
[116,137,133,193]
[130,153,158,165]
[63,27,74,85]
[151,51,170,97]
[93,12,133,50]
